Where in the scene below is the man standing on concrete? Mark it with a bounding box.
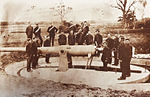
[124,39,132,77]
[101,42,112,71]
[26,38,38,72]
[105,34,114,64]
[47,23,58,46]
[67,30,76,68]
[44,36,51,63]
[118,38,132,80]
[113,34,120,66]
[25,22,33,39]
[106,34,114,50]
[33,24,43,46]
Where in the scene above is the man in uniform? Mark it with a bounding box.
[67,30,76,68]
[47,23,58,46]
[106,34,114,50]
[44,36,51,63]
[33,23,43,46]
[118,38,132,80]
[82,21,89,36]
[94,29,103,47]
[113,34,120,65]
[58,31,67,45]
[101,42,112,71]
[85,31,93,45]
[124,39,132,77]
[105,34,114,64]
[68,30,75,45]
[25,22,33,39]
[26,38,38,72]
[76,29,84,45]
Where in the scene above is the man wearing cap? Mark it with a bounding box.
[47,23,58,46]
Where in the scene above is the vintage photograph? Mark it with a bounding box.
[0,0,150,96]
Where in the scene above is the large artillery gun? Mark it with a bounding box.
[0,45,103,71]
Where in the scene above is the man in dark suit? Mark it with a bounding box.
[105,34,114,64]
[106,34,114,50]
[33,24,43,46]
[25,22,33,39]
[118,38,132,80]
[101,42,112,71]
[26,38,38,72]
[47,23,58,46]
[44,36,51,63]
[67,30,75,68]
[113,34,120,66]
[124,39,132,77]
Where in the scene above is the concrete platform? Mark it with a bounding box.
[5,57,150,88]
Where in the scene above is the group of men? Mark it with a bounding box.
[101,34,132,80]
[25,21,103,71]
[25,21,132,80]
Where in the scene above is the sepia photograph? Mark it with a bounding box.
[0,0,150,96]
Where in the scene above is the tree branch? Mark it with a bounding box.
[118,0,124,5]
[117,2,124,11]
[126,1,136,14]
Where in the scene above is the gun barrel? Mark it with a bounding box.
[0,45,101,56]
[39,45,97,55]
[0,47,26,52]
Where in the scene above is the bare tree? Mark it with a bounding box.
[50,0,72,23]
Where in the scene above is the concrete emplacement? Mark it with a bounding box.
[5,56,150,88]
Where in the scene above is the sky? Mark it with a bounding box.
[0,0,150,23]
